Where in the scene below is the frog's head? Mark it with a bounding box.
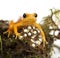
[23,13,37,22]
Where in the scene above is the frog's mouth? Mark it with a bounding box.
[22,21,34,26]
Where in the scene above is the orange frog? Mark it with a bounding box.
[4,13,47,47]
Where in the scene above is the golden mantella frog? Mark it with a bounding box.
[4,13,47,47]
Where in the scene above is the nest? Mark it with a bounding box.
[0,20,54,58]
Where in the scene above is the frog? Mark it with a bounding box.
[4,13,47,47]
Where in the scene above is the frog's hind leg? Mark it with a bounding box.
[4,20,14,37]
[3,29,11,37]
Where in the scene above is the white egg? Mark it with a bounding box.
[38,35,42,38]
[24,29,28,32]
[33,26,35,29]
[37,30,40,33]
[36,29,40,33]
[24,33,27,37]
[39,38,42,42]
[31,35,36,38]
[33,31,37,34]
[31,36,35,39]
[28,26,32,29]
[31,39,35,42]
[19,36,23,39]
[31,43,35,47]
[28,32,31,36]
[35,41,41,45]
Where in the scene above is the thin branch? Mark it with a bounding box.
[53,44,60,50]
[49,29,60,31]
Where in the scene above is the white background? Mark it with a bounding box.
[0,0,60,22]
[0,0,60,58]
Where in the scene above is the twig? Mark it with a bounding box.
[53,44,60,50]
[49,29,60,31]
[0,36,2,52]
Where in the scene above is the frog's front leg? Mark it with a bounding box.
[33,23,48,47]
[14,26,20,39]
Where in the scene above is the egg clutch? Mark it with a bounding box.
[3,13,47,47]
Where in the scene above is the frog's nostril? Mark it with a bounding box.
[23,13,26,18]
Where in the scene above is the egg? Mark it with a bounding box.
[38,35,42,38]
[39,38,42,42]
[24,29,28,32]
[33,31,37,34]
[28,26,32,30]
[35,40,41,45]
[31,35,36,39]
[33,26,36,29]
[19,36,23,40]
[24,33,27,37]
[31,43,35,47]
[31,39,35,42]
[28,32,32,36]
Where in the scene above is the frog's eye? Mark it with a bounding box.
[34,13,37,17]
[23,13,26,18]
